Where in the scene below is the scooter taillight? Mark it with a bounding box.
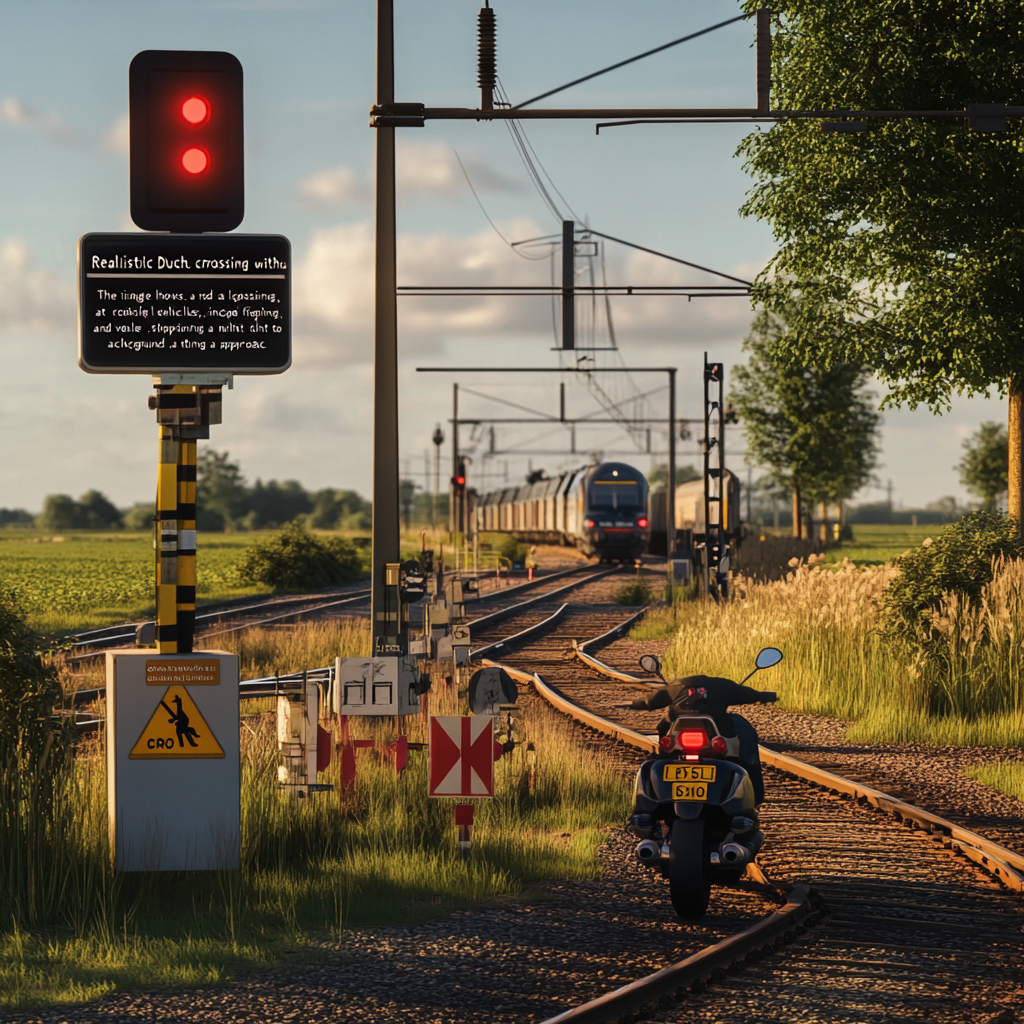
[658,735,674,751]
[679,729,708,752]
[711,735,727,755]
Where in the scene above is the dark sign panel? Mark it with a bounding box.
[79,233,290,374]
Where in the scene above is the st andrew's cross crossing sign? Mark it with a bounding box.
[78,233,290,375]
[428,716,495,798]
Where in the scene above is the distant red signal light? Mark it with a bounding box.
[456,476,465,486]
[181,96,209,124]
[182,147,209,174]
[637,517,649,529]
[584,518,595,529]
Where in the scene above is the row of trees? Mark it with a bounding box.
[9,452,375,533]
[730,1,1021,528]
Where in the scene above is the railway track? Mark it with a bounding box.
[474,594,1024,1023]
[64,560,603,662]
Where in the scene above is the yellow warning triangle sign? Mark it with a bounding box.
[130,685,224,759]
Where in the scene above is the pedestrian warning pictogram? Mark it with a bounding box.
[428,716,494,797]
[130,685,224,759]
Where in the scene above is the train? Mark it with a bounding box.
[475,461,651,561]
[648,471,741,555]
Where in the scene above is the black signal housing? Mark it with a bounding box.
[129,49,244,232]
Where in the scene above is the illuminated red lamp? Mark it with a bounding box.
[636,517,649,529]
[679,729,708,752]
[182,147,209,174]
[584,518,596,528]
[182,96,209,124]
[710,735,727,755]
[658,735,674,751]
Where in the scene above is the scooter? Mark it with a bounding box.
[627,647,783,920]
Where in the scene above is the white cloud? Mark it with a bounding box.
[292,219,758,367]
[0,96,74,143]
[297,140,519,207]
[103,115,128,157]
[0,239,75,334]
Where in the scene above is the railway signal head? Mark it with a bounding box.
[452,462,467,497]
[129,50,244,232]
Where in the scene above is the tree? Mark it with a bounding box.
[196,449,248,531]
[647,464,701,493]
[730,304,881,537]
[35,491,122,531]
[957,422,1008,510]
[77,490,122,529]
[738,0,1024,518]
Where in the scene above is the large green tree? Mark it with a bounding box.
[739,1,1024,515]
[731,304,881,537]
[957,421,1008,509]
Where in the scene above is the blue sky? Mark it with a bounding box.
[0,0,1003,512]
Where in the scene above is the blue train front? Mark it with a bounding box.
[476,460,650,562]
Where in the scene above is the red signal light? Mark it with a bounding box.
[130,50,244,232]
[456,476,465,486]
[584,518,595,528]
[679,729,708,752]
[181,96,209,124]
[637,517,649,529]
[181,147,209,174]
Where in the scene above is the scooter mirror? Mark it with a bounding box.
[755,647,783,670]
[639,654,662,677]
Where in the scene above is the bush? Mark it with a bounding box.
[879,510,1024,651]
[233,524,364,591]
[0,583,71,926]
[614,579,653,606]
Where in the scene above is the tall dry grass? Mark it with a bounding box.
[662,556,1024,747]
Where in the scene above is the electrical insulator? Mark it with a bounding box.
[477,5,496,111]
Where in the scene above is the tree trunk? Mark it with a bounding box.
[791,487,801,538]
[819,501,828,544]
[1010,376,1023,528]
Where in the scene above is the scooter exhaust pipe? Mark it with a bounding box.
[719,841,751,866]
[635,839,664,863]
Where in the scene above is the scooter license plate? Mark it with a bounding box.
[662,764,716,783]
[671,782,709,801]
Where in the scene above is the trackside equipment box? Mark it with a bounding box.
[106,650,240,871]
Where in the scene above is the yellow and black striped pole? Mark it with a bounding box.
[156,423,180,653]
[152,382,221,653]
[176,438,197,653]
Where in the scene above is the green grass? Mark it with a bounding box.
[2,620,631,1011]
[824,524,953,566]
[966,763,1024,802]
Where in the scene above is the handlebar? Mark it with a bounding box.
[760,692,777,704]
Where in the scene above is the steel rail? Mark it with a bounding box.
[471,604,567,660]
[466,564,621,632]
[538,885,815,1024]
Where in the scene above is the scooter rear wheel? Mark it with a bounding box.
[668,818,710,920]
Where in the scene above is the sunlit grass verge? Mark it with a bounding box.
[1,624,629,1011]
[965,762,1024,803]
[629,581,700,641]
[661,558,1024,748]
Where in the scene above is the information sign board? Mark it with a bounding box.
[78,232,290,374]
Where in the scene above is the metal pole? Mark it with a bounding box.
[667,368,676,559]
[451,383,459,535]
[562,220,574,350]
[372,0,401,652]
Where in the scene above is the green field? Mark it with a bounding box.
[0,530,273,636]
[825,524,950,566]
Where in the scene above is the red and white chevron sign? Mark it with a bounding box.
[428,716,494,798]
